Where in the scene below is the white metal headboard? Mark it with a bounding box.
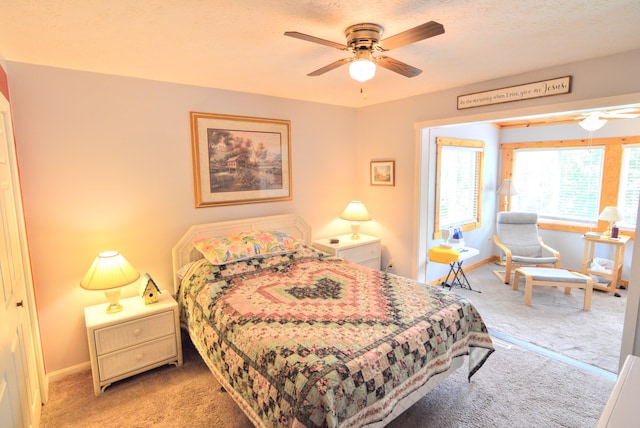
[171,214,312,293]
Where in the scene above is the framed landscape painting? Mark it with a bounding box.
[370,160,395,186]
[190,112,292,207]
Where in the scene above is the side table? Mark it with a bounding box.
[313,234,381,269]
[581,233,630,297]
[84,291,183,395]
[429,246,480,292]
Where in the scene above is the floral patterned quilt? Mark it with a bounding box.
[179,246,493,428]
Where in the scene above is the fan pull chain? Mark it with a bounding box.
[360,87,367,99]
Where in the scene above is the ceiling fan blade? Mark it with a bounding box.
[377,56,422,78]
[380,21,445,51]
[605,108,639,115]
[605,113,640,118]
[307,58,351,76]
[575,110,640,120]
[284,31,348,50]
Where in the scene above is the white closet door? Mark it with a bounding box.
[0,94,42,428]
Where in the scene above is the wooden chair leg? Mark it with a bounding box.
[504,260,512,284]
[524,275,533,306]
[512,270,521,291]
[584,278,593,311]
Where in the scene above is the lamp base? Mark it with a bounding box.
[104,288,124,314]
[105,302,123,314]
[350,221,361,239]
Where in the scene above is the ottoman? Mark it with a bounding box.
[513,267,593,310]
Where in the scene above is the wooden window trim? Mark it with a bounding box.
[501,136,640,239]
[434,137,484,239]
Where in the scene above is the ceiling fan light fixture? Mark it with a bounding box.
[579,113,607,132]
[349,59,376,82]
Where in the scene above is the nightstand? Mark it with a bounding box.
[84,291,183,395]
[313,233,381,269]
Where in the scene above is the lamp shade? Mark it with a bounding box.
[81,251,140,314]
[340,200,371,239]
[349,50,376,83]
[598,206,623,223]
[80,251,140,291]
[497,179,519,196]
[349,60,376,82]
[340,200,372,222]
[579,114,607,132]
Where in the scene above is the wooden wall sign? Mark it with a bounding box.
[457,76,572,109]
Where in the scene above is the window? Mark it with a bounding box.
[434,137,484,236]
[618,145,640,229]
[501,136,640,237]
[512,146,604,224]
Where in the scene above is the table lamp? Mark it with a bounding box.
[80,251,140,313]
[598,206,623,237]
[340,200,371,239]
[497,179,518,211]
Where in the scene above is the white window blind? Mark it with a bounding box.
[512,147,604,224]
[438,145,482,227]
[618,145,640,229]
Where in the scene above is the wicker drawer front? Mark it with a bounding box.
[339,243,380,264]
[94,311,175,355]
[98,335,177,381]
[359,258,381,270]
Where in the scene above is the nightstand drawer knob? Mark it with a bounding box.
[136,353,143,361]
[134,329,141,336]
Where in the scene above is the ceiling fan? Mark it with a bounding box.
[284,21,445,82]
[576,108,640,132]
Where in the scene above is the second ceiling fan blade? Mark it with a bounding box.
[377,56,422,78]
[381,21,445,51]
[284,31,348,50]
[308,58,351,76]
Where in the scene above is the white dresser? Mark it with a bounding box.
[84,291,182,395]
[597,355,640,427]
[313,233,381,269]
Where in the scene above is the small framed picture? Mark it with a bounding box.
[370,160,395,186]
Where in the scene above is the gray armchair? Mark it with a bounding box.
[493,212,561,284]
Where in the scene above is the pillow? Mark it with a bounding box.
[193,230,301,265]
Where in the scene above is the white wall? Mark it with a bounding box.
[356,49,640,281]
[421,123,500,283]
[7,63,358,372]
[501,119,640,277]
[6,48,640,374]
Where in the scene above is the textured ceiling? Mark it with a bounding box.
[0,1,639,108]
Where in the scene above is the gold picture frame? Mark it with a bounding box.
[190,112,292,207]
[370,160,395,186]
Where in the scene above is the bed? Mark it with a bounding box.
[172,214,494,428]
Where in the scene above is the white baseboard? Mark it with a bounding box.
[47,361,91,383]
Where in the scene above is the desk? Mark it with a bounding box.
[581,234,630,297]
[429,246,480,292]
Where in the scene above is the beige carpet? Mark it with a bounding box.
[454,263,626,373]
[41,262,620,427]
[41,334,613,427]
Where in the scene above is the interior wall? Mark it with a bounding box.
[6,48,640,374]
[7,63,358,372]
[355,49,640,279]
[421,123,500,283]
[501,119,640,278]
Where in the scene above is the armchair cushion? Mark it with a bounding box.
[493,211,561,284]
[512,255,559,265]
